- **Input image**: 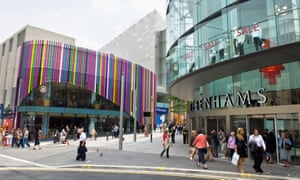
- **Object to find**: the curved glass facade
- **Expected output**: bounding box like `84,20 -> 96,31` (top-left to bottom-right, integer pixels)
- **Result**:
167,0 -> 300,84
192,61 -> 300,109
167,0 -> 300,165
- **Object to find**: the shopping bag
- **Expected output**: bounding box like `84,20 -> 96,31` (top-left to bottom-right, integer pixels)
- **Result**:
231,152 -> 240,166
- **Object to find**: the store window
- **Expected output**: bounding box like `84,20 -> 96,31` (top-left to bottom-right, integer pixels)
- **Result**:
199,14 -> 228,67
199,0 -> 226,21
2,43 -> 5,56
228,0 -> 277,57
9,38 -> 13,52
275,0 -> 300,44
17,30 -> 25,47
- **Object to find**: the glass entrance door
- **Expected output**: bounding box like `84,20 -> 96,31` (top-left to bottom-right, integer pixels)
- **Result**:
276,114 -> 300,165
206,116 -> 226,133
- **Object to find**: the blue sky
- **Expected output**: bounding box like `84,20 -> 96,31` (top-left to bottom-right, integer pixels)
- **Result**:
0,0 -> 166,49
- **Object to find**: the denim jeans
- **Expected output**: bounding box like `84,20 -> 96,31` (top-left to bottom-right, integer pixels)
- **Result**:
23,137 -> 30,148
198,148 -> 207,165
213,143 -> 219,157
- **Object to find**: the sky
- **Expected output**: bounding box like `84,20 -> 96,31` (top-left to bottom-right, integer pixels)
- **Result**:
0,0 -> 166,50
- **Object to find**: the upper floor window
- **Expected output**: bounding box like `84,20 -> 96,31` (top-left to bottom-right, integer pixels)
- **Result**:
1,43 -> 5,56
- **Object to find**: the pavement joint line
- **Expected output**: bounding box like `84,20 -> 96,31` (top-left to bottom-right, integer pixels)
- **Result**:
0,154 -> 52,169
55,164 -> 298,180
0,167 -> 249,180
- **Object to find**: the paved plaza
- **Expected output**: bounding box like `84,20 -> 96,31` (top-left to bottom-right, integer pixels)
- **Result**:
0,131 -> 299,180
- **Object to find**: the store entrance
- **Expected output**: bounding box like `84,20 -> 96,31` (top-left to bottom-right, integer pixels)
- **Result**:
207,116 -> 226,133
248,114 -> 300,165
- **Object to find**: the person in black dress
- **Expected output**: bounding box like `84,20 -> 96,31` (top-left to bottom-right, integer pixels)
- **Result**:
235,128 -> 248,173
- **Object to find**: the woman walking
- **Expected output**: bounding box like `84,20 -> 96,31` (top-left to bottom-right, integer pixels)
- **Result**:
266,131 -> 276,163
193,130 -> 208,169
235,128 -> 247,173
189,130 -> 197,161
33,129 -> 42,150
248,129 -> 266,174
160,129 -> 170,158
279,132 -> 293,167
22,127 -> 30,148
227,131 -> 236,160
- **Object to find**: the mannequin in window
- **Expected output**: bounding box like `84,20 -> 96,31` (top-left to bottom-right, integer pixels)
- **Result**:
233,28 -> 239,56
209,48 -> 216,64
236,30 -> 245,56
218,39 -> 226,60
252,24 -> 262,51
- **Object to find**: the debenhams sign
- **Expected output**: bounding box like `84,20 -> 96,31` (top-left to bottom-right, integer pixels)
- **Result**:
190,88 -> 267,111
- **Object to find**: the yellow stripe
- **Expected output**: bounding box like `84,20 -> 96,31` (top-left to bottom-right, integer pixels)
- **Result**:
39,40 -> 47,85
28,40 -> 36,93
72,47 -> 78,85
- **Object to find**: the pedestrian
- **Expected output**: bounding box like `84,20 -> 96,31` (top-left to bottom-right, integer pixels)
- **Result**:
211,129 -> 219,158
193,130 -> 208,169
189,130 -> 197,161
33,129 -> 42,150
266,131 -> 276,163
60,128 -> 66,144
227,131 -> 236,160
219,129 -> 227,159
52,129 -> 58,144
22,127 -> 30,148
92,128 -> 97,141
182,125 -> 188,144
248,129 -> 266,174
170,126 -> 176,144
17,128 -> 23,148
76,141 -> 87,161
160,129 -> 170,158
79,128 -> 87,143
234,127 -> 247,173
65,125 -> 70,145
279,132 -> 293,167
11,129 -> 18,148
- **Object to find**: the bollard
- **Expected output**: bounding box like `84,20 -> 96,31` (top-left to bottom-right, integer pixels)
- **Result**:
106,132 -> 109,141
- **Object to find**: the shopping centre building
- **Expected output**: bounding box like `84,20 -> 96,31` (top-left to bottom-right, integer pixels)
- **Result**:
0,25 -> 156,138
101,10 -> 169,128
166,0 -> 300,164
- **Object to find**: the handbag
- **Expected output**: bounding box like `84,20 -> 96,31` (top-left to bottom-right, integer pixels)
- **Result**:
231,152 -> 240,166
249,141 -> 257,152
285,142 -> 292,150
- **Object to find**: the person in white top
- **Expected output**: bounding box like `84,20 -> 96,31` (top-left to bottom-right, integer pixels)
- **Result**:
218,39 -> 226,60
79,128 -> 87,143
248,129 -> 266,174
209,48 -> 216,64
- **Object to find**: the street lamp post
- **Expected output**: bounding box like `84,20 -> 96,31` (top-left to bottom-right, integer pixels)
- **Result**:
119,72 -> 125,151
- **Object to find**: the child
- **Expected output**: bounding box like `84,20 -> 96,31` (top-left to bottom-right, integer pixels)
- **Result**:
76,141 -> 87,161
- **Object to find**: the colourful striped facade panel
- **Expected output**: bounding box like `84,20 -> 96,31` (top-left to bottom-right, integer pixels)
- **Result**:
17,40 -> 156,125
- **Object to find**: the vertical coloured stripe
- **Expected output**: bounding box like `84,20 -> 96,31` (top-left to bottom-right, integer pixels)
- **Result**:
18,40 -> 156,125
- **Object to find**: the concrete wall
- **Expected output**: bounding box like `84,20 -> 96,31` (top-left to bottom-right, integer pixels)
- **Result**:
0,25 -> 75,107
100,10 -> 166,89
